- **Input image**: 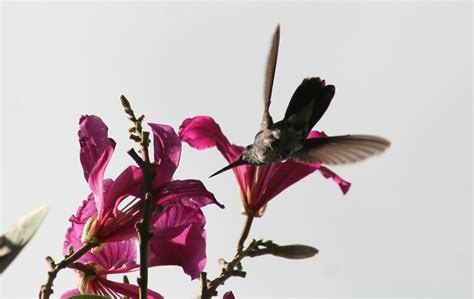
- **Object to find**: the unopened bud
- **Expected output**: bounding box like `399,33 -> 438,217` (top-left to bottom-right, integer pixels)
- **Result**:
218,258 -> 227,266
120,95 -> 131,109
270,244 -> 318,259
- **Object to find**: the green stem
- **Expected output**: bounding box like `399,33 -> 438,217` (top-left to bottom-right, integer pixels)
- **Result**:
135,131 -> 155,299
237,215 -> 254,253
39,242 -> 95,299
121,96 -> 155,299
138,190 -> 154,298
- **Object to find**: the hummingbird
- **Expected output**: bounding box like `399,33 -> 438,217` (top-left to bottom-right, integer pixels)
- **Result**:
210,25 -> 390,178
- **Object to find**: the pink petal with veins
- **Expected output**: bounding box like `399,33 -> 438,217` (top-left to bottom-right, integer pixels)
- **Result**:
149,123 -> 182,186
179,116 -> 241,163
149,205 -> 207,279
79,115 -> 115,181
155,179 -> 224,209
95,276 -> 163,299
87,144 -> 115,220
60,288 -> 80,298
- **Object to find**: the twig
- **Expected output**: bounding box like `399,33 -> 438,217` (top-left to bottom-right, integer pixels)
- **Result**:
39,243 -> 95,299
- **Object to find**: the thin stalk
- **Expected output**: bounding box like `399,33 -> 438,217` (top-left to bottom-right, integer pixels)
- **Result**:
237,215 -> 254,253
129,131 -> 155,299
138,190 -> 154,299
39,243 -> 95,299
121,95 -> 155,299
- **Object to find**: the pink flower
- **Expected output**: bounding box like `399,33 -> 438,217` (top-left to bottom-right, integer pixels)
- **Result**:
74,115 -> 222,280
62,197 -> 162,298
179,116 -> 350,216
78,115 -> 141,243
148,204 -> 207,279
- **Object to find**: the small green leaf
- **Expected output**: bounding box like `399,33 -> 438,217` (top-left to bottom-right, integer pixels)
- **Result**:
69,295 -> 110,299
271,244 -> 319,259
0,206 -> 48,273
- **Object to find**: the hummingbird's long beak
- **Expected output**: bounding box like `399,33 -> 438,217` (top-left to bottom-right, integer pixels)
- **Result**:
209,157 -> 247,178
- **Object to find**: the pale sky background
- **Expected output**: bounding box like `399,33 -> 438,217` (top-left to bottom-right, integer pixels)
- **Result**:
1,1 -> 472,298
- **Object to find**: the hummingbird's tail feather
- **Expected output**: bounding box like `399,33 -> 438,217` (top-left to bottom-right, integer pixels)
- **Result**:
209,157 -> 247,178
284,77 -> 335,137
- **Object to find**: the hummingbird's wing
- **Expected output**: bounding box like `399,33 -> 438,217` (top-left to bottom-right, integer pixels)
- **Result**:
261,25 -> 280,130
284,77 -> 335,137
291,135 -> 390,165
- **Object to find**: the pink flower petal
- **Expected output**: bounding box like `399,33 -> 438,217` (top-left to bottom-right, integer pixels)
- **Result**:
155,179 -> 224,209
96,276 -> 163,299
149,205 -> 207,279
60,288 -> 80,298
79,115 -> 115,181
87,144 -> 115,220
223,291 -> 235,299
250,160 -> 321,212
318,165 -> 351,194
108,165 -> 143,214
63,194 -> 100,264
64,195 -> 139,271
149,123 -> 182,186
95,241 -> 139,274
67,194 -> 98,228
179,116 -> 241,163
179,116 -> 251,203
307,130 -> 328,139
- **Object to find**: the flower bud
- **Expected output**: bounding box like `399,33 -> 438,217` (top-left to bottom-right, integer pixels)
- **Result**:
270,244 -> 318,259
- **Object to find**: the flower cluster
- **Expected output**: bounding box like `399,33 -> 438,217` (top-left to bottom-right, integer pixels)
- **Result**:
55,112 -> 355,298
61,115 -> 222,297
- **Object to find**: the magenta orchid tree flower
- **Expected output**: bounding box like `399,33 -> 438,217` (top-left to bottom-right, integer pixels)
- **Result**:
67,115 -> 223,294
62,191 -> 211,297
179,116 -> 350,216
62,197 -> 163,298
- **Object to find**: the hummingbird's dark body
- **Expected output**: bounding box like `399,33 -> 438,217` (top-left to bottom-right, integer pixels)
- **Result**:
210,25 -> 390,178
244,77 -> 333,165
